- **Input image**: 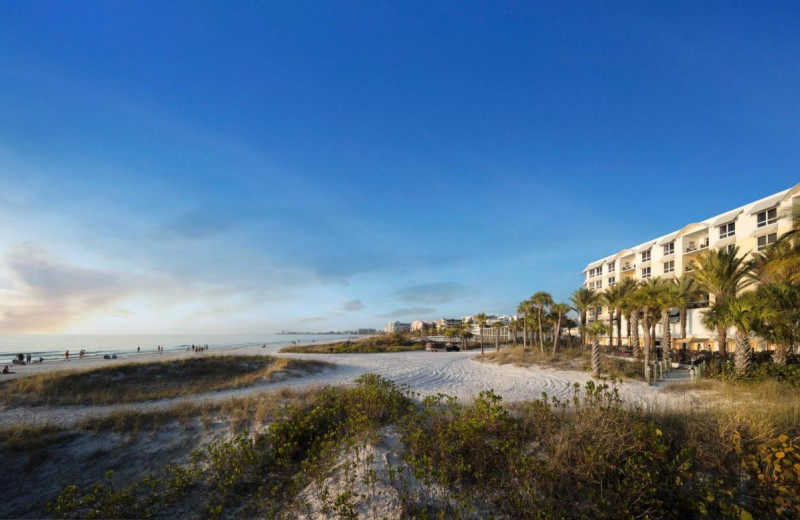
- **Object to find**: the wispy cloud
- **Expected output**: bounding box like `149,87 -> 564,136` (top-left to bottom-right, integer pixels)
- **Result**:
0,244 -> 138,332
378,307 -> 436,319
342,299 -> 363,312
393,282 -> 471,304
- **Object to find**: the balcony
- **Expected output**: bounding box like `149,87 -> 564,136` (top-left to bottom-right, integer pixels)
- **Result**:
688,299 -> 710,309
620,264 -> 634,272
685,241 -> 709,254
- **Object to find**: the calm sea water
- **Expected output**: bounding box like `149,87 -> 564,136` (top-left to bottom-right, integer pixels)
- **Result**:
0,333 -> 353,362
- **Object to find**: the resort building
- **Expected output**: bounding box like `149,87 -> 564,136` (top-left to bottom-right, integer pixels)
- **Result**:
385,321 -> 411,333
582,183 -> 800,352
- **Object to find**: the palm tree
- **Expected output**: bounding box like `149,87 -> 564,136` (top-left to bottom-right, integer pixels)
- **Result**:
550,303 -> 571,356
517,300 -> 532,349
615,278 -> 638,350
509,318 -> 520,347
600,285 -> 622,351
712,292 -> 773,375
570,287 -> 597,347
530,292 -> 553,354
564,317 -> 578,346
672,275 -> 695,340
629,278 -> 662,380
492,320 -> 503,351
690,246 -> 751,354
474,313 -> 487,353
586,321 -> 610,377
656,279 -> 680,371
756,282 -> 800,365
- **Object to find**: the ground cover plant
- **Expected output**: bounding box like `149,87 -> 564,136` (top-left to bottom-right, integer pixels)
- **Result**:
27,374 -> 800,519
279,332 -> 425,354
0,356 -> 331,406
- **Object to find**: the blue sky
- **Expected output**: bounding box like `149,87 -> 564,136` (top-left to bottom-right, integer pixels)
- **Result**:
0,1 -> 798,333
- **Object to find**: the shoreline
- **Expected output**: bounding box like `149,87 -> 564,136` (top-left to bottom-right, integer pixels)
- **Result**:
0,337 -> 352,381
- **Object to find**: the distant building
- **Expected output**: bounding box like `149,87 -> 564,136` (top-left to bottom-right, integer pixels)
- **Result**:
385,321 -> 411,333
435,318 -> 462,331
357,328 -> 377,335
410,320 -> 434,332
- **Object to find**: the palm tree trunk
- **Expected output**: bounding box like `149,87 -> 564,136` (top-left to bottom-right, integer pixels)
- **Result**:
537,310 -> 545,355
734,330 -> 752,375
662,309 -> 671,372
642,313 -> 651,375
608,310 -> 614,353
631,312 -> 641,358
592,338 -> 601,377
495,328 -> 500,352
552,316 -> 562,357
718,327 -> 728,357
774,343 -> 789,365
580,312 -> 587,347
522,322 -> 527,349
680,307 -> 687,339
615,309 -> 623,350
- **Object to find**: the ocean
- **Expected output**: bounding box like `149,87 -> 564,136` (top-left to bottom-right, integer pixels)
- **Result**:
0,333 -> 353,362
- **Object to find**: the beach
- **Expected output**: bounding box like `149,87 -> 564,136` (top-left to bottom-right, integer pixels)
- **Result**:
0,344 -> 697,429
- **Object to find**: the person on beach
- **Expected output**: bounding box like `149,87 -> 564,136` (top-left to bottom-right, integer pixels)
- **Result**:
65,350 -> 70,361
26,353 -> 31,364
2,365 -> 9,374
137,346 -> 140,353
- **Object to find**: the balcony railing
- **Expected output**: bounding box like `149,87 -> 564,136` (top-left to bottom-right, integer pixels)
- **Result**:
685,242 -> 709,253
621,265 -> 634,272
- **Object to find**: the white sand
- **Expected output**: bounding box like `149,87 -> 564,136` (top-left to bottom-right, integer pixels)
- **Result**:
0,346 -> 700,429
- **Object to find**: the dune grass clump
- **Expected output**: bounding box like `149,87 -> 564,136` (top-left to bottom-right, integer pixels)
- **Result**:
478,345 -> 589,369
0,356 -> 331,406
280,333 -> 425,354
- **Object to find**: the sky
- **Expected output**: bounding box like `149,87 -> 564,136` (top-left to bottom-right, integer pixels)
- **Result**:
0,1 -> 798,334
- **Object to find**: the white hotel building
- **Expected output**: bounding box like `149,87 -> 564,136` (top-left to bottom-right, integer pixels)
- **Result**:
582,182 -> 800,352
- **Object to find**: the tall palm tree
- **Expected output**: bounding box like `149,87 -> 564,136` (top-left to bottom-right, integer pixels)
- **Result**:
586,321 -> 610,377
509,318 -> 520,347
474,313 -> 488,354
655,278 -> 680,371
530,292 -> 553,355
600,284 -> 622,351
550,302 -> 571,356
690,246 -> 751,354
629,278 -> 662,380
517,300 -> 532,349
564,317 -> 578,346
713,292 -> 774,375
492,320 -> 503,351
615,278 -> 638,350
756,282 -> 800,365
570,287 -> 597,348
672,275 -> 695,340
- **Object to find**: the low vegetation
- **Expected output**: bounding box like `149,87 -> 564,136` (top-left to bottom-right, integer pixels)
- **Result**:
279,332 -> 425,354
477,345 -> 588,370
9,374 -> 794,519
0,356 -> 331,406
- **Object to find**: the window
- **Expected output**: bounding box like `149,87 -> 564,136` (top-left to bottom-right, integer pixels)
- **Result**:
641,249 -> 651,262
757,208 -> 778,227
663,242 -> 675,256
641,266 -> 651,278
607,262 -> 615,272
719,222 -> 735,239
724,244 -> 736,254
608,277 -> 616,286
757,233 -> 777,251
664,260 -> 675,274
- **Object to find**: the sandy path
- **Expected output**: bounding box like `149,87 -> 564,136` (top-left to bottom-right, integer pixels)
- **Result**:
0,350 -> 699,429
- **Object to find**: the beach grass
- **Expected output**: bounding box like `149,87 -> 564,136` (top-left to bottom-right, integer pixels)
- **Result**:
0,355 -> 331,406
477,344 -> 589,370
279,334 -> 425,354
